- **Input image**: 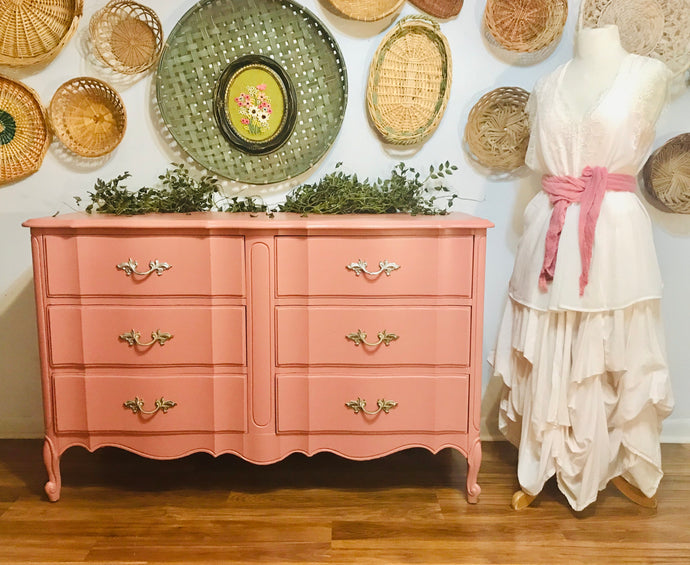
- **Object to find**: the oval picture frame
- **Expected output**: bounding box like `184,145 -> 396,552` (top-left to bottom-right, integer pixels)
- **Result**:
213,55 -> 297,155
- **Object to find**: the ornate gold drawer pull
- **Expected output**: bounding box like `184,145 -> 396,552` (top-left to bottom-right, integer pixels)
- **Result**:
124,396 -> 177,415
116,258 -> 171,277
119,329 -> 174,347
346,329 -> 399,347
346,259 -> 400,277
345,397 -> 398,415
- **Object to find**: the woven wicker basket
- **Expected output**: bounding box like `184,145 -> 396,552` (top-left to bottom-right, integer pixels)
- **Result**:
642,133 -> 690,213
484,0 -> 568,63
464,86 -> 531,173
156,0 -> 347,185
409,0 -> 463,19
367,16 -> 452,145
327,0 -> 404,21
579,0 -> 690,77
0,76 -> 51,185
89,0 -> 164,75
0,0 -> 83,67
49,77 -> 127,158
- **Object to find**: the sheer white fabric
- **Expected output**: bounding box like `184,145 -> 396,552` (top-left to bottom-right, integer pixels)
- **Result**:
493,54 -> 675,511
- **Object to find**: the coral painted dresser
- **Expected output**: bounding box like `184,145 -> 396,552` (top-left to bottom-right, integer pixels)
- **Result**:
24,212 -> 492,502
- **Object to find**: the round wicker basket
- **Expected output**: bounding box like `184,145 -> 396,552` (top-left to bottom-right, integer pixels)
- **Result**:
642,133 -> 690,213
49,77 -> 127,158
0,0 -> 83,67
89,0 -> 164,74
367,16 -> 452,145
327,0 -> 404,21
409,0 -> 463,19
0,76 -> 51,185
484,0 -> 568,63
464,86 -> 531,173
578,0 -> 690,77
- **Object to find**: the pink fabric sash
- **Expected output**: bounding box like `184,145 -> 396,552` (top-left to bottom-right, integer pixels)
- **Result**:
539,166 -> 636,296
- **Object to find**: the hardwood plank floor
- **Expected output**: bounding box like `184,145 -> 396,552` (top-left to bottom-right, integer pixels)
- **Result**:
0,440 -> 688,564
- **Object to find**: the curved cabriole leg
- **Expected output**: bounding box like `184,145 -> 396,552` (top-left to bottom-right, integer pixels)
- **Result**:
43,437 -> 61,502
611,476 -> 658,509
466,439 -> 482,503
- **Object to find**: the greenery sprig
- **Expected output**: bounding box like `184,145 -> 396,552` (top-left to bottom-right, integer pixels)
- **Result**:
76,161 -> 458,216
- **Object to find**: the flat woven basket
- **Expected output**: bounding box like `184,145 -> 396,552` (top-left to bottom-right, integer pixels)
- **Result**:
642,133 -> 690,213
409,0 -> 464,19
484,0 -> 568,63
464,86 -> 531,173
366,16 -> 452,145
49,77 -> 127,158
326,0 -> 405,21
578,0 -> 690,77
89,0 -> 164,74
0,0 -> 83,67
156,0 -> 348,185
0,76 -> 51,185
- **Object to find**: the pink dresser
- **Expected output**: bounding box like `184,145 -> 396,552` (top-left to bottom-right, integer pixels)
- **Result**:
24,212 -> 492,502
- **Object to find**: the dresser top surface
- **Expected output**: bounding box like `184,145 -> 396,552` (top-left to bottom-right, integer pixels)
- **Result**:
24,212 -> 493,232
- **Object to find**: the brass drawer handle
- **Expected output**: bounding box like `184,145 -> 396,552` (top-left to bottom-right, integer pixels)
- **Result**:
346,397 -> 398,415
116,258 -> 172,277
119,329 -> 173,347
124,396 -> 177,415
346,329 -> 399,347
346,259 -> 400,277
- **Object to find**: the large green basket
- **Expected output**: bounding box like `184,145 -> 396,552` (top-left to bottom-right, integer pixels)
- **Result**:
155,0 -> 348,185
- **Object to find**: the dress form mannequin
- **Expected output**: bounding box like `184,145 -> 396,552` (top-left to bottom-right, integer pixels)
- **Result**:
560,25 -> 666,126
493,23 -> 674,512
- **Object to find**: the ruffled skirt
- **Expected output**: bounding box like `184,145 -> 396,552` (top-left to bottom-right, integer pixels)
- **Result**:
493,298 -> 674,511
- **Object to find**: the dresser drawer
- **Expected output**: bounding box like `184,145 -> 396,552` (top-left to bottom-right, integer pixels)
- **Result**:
276,306 -> 471,366
48,305 -> 246,366
44,235 -> 245,297
275,236 -> 474,297
54,374 -> 246,433
277,374 -> 469,433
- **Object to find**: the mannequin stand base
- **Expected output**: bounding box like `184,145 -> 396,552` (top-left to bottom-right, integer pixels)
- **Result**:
511,489 -> 536,510
510,477 -> 658,511
611,476 -> 658,509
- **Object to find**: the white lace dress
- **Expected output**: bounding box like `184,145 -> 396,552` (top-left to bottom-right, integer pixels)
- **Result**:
493,53 -> 675,511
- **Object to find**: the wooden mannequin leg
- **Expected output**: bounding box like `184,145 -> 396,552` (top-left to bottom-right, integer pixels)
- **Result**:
611,476 -> 658,509
511,489 -> 537,510
43,437 -> 61,502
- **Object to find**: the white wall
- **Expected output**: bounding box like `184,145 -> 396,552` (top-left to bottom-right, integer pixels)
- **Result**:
1,0 -> 688,440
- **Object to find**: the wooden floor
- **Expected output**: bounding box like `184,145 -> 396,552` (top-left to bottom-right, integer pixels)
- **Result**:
0,440 -> 688,564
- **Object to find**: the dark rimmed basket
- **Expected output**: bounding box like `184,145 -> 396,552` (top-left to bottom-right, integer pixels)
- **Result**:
156,0 -> 348,185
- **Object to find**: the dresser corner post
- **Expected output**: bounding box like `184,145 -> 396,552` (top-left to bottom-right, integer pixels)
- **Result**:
466,438 -> 482,504
42,436 -> 61,502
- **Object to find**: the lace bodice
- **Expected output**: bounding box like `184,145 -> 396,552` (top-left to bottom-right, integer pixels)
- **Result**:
509,53 -> 670,312
525,54 -> 669,177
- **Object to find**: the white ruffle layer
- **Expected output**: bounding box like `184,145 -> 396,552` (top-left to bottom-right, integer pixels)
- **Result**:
493,298 -> 674,511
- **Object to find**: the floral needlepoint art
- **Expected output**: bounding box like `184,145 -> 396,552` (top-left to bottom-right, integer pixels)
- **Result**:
214,55 -> 297,155
235,84 -> 273,135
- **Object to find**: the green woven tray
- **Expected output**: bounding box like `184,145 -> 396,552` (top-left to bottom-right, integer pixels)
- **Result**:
156,0 -> 348,185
